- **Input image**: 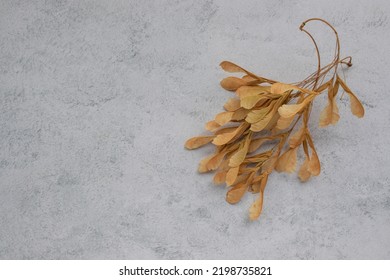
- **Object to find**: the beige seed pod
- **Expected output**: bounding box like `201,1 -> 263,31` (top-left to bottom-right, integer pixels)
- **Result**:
185,18 -> 364,220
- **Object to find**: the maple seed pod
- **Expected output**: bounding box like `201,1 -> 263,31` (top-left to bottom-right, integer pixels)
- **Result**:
184,18 -> 364,221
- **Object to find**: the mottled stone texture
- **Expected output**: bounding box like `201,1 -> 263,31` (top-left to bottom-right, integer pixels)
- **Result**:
1,0 -> 389,259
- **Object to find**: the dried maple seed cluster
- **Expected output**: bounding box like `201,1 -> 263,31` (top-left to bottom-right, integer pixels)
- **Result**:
185,18 -> 364,220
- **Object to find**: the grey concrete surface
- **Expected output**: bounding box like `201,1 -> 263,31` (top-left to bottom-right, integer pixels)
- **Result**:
1,0 -> 390,259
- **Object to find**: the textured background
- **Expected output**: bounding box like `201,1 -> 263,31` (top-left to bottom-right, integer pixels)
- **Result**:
1,0 -> 390,259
